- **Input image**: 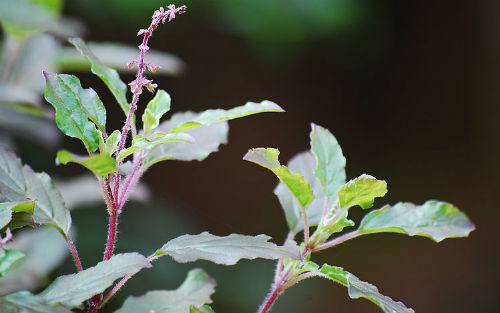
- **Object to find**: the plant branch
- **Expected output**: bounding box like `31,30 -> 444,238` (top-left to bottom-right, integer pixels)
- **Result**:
258,269 -> 290,313
64,235 -> 83,272
312,230 -> 362,252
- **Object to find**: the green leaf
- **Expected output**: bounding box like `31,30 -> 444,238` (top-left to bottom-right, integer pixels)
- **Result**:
0,291 -> 73,313
144,111 -> 229,166
274,151 -> 327,233
0,147 -> 71,235
244,148 -> 314,209
0,0 -> 81,38
55,41 -> 184,76
40,252 -> 150,307
169,100 -> 284,133
0,227 -> 68,294
118,133 -> 194,162
115,268 -> 215,313
358,200 -> 475,242
43,72 -> 103,152
56,150 -> 116,177
338,174 -> 387,209
142,90 -> 171,135
318,264 -> 414,313
0,202 -> 35,229
190,305 -> 216,313
103,130 -> 121,156
310,123 -> 346,199
69,38 -> 130,116
0,249 -> 24,278
157,232 -> 300,265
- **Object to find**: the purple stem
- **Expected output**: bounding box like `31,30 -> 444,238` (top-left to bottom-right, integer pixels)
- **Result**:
312,230 -> 362,252
64,235 -> 83,272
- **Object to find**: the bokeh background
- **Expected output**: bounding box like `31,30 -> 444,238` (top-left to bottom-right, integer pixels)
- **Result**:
3,1 -> 500,312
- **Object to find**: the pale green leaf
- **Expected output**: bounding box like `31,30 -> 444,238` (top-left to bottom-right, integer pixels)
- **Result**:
244,148 -> 314,209
56,150 -> 116,177
0,0 -> 81,38
115,268 -> 215,313
158,232 -> 300,265
310,123 -> 346,198
358,200 -> 475,242
142,90 -> 171,135
56,42 -> 184,76
190,305 -> 216,313
144,111 -> 229,166
118,133 -> 194,162
0,147 -> 71,235
318,264 -> 414,313
41,252 -> 150,307
169,100 -> 284,133
0,249 -> 24,278
0,291 -> 73,313
103,130 -> 121,156
0,227 -> 68,294
274,151 -> 327,233
43,72 -> 102,151
69,38 -> 130,115
338,174 -> 387,209
0,201 -> 35,229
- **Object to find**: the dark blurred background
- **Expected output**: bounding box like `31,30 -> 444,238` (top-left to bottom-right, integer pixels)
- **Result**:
8,0 -> 500,312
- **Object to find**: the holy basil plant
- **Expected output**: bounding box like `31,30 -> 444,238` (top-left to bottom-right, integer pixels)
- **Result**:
243,123 -> 475,313
0,4 -> 300,313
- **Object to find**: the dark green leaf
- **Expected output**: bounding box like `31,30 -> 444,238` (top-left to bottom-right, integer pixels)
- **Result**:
0,291 -> 73,313
310,123 -> 346,199
69,38 -> 130,116
144,111 -> 229,166
115,268 -> 215,313
0,147 -> 71,235
0,249 -> 24,278
338,174 -> 387,209
40,252 -> 151,307
43,72 -> 103,151
244,148 -> 314,209
318,264 -> 414,313
169,100 -> 284,133
56,150 -> 116,177
358,200 -> 475,242
142,90 -> 171,135
56,42 -> 184,76
158,232 -> 300,265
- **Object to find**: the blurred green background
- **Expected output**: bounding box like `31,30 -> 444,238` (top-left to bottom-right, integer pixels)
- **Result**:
2,0 -> 500,312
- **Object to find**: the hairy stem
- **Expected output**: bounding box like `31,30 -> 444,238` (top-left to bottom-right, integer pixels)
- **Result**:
117,156 -> 144,209
103,211 -> 119,261
64,235 -> 83,272
312,230 -> 362,252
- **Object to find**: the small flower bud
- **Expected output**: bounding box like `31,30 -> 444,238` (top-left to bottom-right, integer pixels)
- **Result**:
137,29 -> 147,36
126,60 -> 137,70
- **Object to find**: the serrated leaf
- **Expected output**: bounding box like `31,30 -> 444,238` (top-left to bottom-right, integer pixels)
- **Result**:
169,100 -> 284,133
0,249 -> 24,278
142,89 -> 171,135
0,147 -> 71,235
318,264 -> 414,313
338,174 -> 387,209
118,133 -> 194,162
69,38 -> 130,116
115,268 -> 215,313
244,148 -> 314,209
0,0 -> 81,38
56,150 -> 116,177
0,291 -> 73,313
358,200 -> 475,242
40,252 -> 151,307
158,232 -> 300,265
145,111 -> 229,166
43,72 -> 103,151
103,130 -> 121,156
310,123 -> 346,199
274,151 -> 327,233
0,227 -> 68,294
56,42 -> 184,76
